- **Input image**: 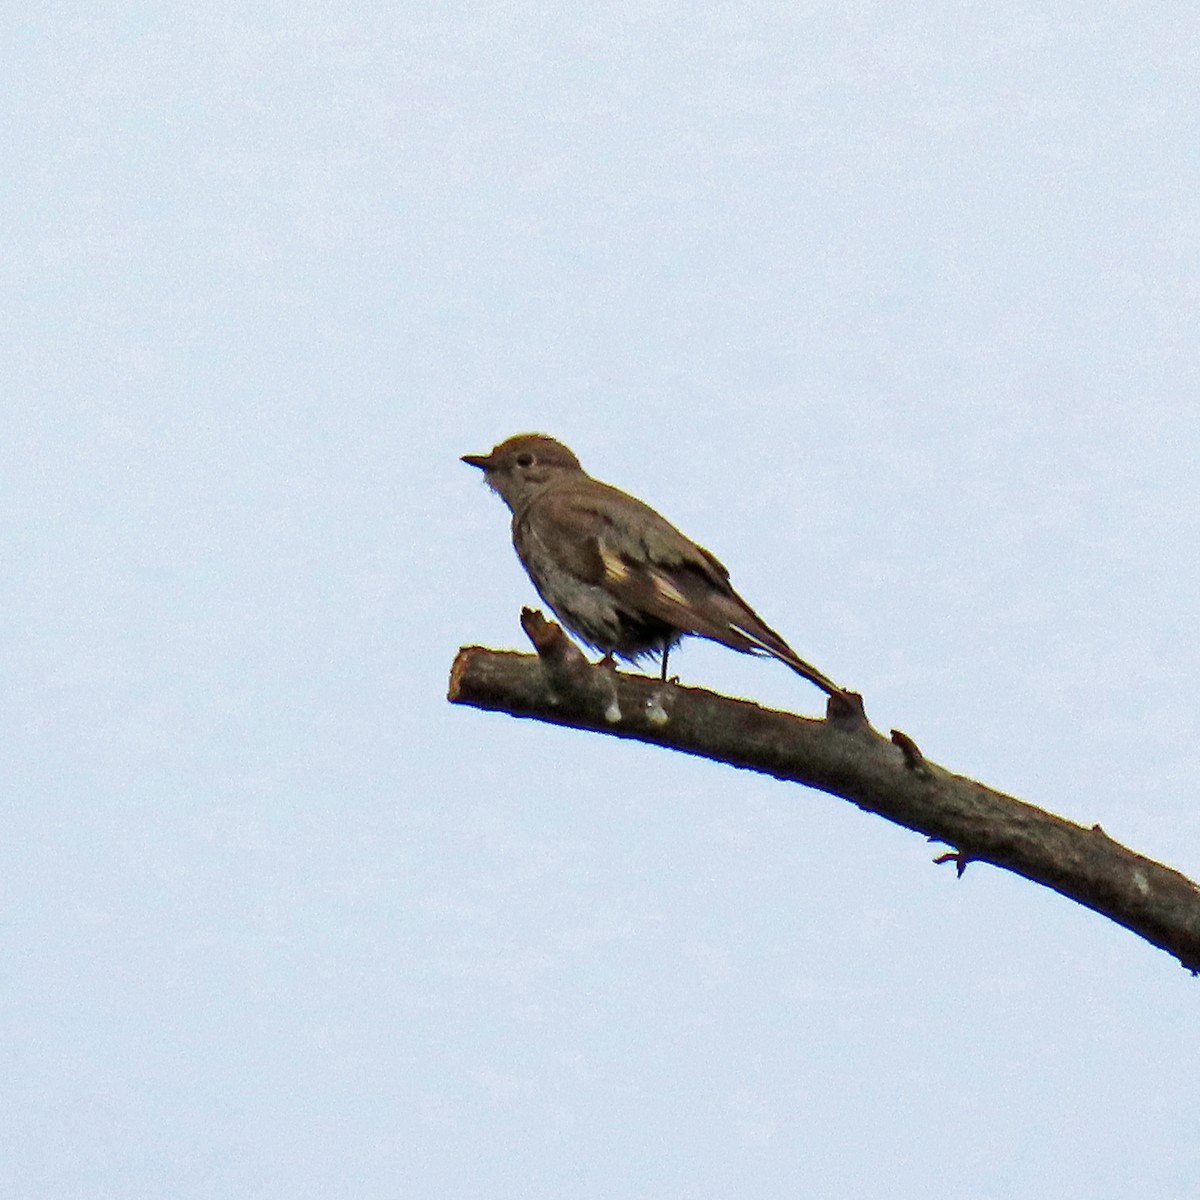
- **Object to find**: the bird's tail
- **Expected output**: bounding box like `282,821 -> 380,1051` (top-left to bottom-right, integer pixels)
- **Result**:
769,641 -> 845,696
725,606 -> 846,697
644,566 -> 849,696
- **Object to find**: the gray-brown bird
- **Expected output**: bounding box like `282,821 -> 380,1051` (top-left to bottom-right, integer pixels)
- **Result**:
462,433 -> 845,695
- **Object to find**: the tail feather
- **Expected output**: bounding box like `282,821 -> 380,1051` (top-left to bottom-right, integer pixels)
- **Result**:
628,561 -> 848,696
729,617 -> 845,697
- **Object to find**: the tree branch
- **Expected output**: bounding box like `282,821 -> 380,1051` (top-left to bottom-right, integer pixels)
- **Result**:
447,610 -> 1200,973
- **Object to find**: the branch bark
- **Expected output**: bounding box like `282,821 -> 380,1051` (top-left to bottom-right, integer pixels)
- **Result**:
447,611 -> 1200,973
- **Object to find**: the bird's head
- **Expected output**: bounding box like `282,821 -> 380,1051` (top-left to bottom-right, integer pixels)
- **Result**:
462,433 -> 584,510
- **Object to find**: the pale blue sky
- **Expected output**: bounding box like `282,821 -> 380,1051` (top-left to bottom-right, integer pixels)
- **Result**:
4,4 -> 1200,1197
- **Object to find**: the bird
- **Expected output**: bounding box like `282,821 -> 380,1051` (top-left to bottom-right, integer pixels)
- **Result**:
462,433 -> 846,696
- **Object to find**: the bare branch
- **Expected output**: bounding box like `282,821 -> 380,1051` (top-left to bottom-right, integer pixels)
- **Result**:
448,612 -> 1200,972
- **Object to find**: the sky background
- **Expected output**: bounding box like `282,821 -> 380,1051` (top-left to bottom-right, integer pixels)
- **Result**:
5,4 -> 1200,1197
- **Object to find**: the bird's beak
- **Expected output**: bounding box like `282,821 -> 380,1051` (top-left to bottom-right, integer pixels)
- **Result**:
461,452 -> 493,471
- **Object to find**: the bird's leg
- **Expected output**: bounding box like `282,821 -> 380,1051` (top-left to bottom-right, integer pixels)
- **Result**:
659,644 -> 670,681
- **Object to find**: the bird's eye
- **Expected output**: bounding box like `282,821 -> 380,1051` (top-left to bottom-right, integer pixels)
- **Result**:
516,453 -> 534,468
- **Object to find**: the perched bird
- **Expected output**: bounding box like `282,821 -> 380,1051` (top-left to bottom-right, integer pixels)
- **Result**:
462,433 -> 846,696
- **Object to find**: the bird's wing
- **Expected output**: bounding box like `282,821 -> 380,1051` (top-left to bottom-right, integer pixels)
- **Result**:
520,484 -> 762,650
519,483 -> 845,695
